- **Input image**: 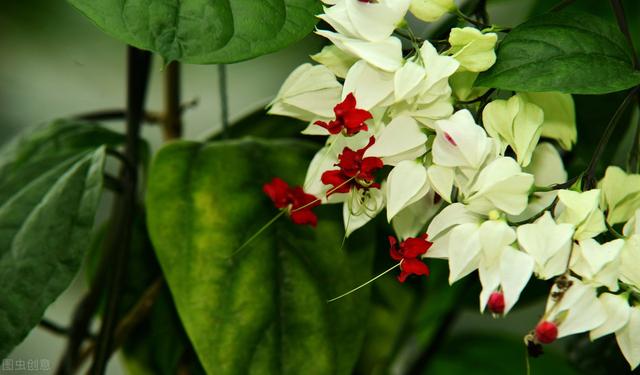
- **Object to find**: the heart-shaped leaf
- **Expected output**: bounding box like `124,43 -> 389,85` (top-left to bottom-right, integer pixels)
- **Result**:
477,11 -> 640,94
67,0 -> 321,64
146,138 -> 374,374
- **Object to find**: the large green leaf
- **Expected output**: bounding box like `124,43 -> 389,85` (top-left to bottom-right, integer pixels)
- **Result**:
0,148 -> 107,358
66,0 -> 321,64
0,119 -> 126,203
146,138 -> 375,374
476,11 -> 640,94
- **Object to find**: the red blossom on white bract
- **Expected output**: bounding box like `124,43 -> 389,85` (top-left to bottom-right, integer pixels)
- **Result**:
314,93 -> 372,135
267,0 -> 640,369
263,178 -> 320,227
389,234 -> 432,282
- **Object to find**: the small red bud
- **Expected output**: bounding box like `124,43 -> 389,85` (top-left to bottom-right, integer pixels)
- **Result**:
487,291 -> 505,314
535,321 -> 558,344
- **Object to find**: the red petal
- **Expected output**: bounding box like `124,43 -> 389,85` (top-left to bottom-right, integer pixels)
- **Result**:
344,108 -> 372,130
290,209 -> 318,227
314,120 -> 343,134
263,177 -> 291,208
321,170 -> 352,195
400,258 -> 430,279
335,93 -> 357,117
389,236 -> 402,261
401,237 -> 432,258
359,157 -> 383,181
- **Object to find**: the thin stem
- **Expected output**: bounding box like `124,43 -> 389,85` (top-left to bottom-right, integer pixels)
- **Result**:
550,0 -> 577,12
228,210 -> 286,258
76,278 -> 164,369
292,176 -> 356,213
71,99 -> 198,124
583,86 -> 639,190
610,0 -> 638,69
327,263 -> 400,303
90,46 -> 151,375
629,98 -> 640,173
163,61 -> 182,140
39,319 -> 70,337
218,65 -> 230,138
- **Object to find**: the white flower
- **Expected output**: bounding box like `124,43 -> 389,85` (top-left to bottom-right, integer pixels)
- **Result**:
311,45 -> 358,78
589,293 -> 640,370
364,116 -> 428,165
342,60 -> 395,110
510,142 -> 567,222
464,157 -> 534,216
385,159 -> 429,221
518,92 -> 577,151
409,0 -> 455,22
615,305 -> 640,370
432,109 -> 493,170
392,189 -> 442,240
316,31 -> 404,72
320,0 -> 411,42
517,212 -> 574,280
555,189 -> 607,240
268,63 -> 342,121
343,186 -> 386,237
599,166 -> 640,225
482,95 -> 544,167
477,220 -> 533,314
447,27 -> 498,72
621,210 -> 640,288
570,238 -> 624,291
543,277 -> 606,338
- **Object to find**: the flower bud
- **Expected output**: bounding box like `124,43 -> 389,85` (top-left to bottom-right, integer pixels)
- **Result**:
487,291 -> 505,314
535,321 -> 558,344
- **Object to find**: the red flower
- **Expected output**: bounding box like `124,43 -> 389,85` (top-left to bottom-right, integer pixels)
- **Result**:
263,178 -> 320,227
388,234 -> 432,282
535,321 -> 558,344
487,291 -> 505,314
314,93 -> 373,136
321,136 -> 384,195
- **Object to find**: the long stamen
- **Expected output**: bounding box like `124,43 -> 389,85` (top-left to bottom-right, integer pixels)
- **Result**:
228,210 -> 286,258
327,262 -> 401,303
291,176 -> 356,213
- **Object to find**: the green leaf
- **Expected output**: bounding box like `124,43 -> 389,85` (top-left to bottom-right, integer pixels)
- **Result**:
0,148 -> 107,358
146,138 -> 374,375
0,119 -> 126,203
66,0 -> 321,64
423,333 -> 578,375
208,110 -> 308,141
477,10 -> 640,94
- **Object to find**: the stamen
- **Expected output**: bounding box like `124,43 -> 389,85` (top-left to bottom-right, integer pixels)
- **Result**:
327,262 -> 401,303
228,210 -> 286,258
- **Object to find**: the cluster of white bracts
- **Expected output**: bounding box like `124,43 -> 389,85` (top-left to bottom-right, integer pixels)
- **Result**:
268,0 -> 640,369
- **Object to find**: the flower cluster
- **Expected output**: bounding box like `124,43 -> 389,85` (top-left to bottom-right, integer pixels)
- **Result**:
266,0 -> 640,369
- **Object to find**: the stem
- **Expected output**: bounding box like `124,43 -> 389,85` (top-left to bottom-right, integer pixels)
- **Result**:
76,278 -> 164,368
582,86 -> 639,190
89,46 -> 151,375
610,0 -> 638,69
629,98 -> 640,173
228,210 -> 286,258
218,65 -> 230,138
550,0 -> 577,12
327,263 -> 400,303
39,319 -> 70,337
163,61 -> 182,140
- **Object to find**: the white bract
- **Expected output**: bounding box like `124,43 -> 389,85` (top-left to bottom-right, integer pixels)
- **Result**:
267,1 -> 640,369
